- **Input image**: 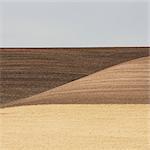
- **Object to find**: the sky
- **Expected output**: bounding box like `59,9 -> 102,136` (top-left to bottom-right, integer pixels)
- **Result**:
0,0 -> 149,47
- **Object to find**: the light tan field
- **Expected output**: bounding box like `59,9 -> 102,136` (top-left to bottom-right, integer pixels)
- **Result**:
0,104 -> 150,150
2,56 -> 150,108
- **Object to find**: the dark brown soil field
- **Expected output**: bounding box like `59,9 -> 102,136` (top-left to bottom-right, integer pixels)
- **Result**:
0,47 -> 149,105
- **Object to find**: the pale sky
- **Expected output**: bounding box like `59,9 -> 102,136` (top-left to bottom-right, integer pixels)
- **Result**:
0,0 -> 149,47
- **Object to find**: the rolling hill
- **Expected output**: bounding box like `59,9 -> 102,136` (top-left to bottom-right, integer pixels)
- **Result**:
0,47 -> 149,104
2,56 -> 149,108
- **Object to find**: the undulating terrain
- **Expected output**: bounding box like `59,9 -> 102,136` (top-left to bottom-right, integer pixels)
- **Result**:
0,47 -> 149,104
2,56 -> 150,108
0,47 -> 150,150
